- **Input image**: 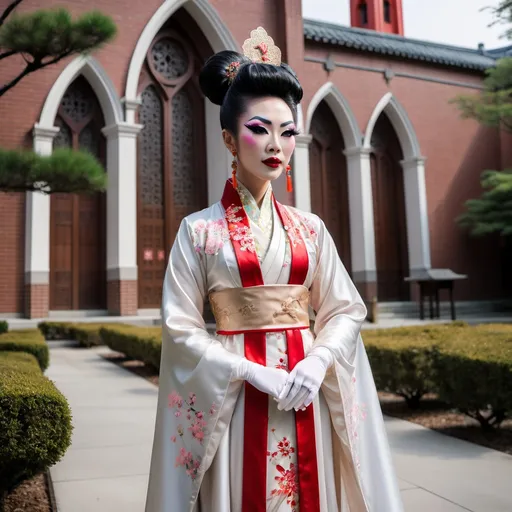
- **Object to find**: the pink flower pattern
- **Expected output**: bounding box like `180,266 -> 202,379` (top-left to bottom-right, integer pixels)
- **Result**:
346,376 -> 368,469
225,204 -> 243,223
168,390 -> 217,481
267,430 -> 299,511
191,219 -> 230,255
230,225 -> 256,253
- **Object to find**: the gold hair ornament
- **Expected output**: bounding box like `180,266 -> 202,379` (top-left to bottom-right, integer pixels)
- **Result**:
225,27 -> 282,82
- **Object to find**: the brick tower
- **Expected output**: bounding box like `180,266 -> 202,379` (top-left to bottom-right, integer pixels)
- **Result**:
350,0 -> 404,35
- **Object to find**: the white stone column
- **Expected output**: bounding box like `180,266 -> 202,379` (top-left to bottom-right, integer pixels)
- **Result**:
344,147 -> 377,297
293,134 -> 312,212
401,157 -> 431,271
25,124 -> 59,316
102,123 -> 143,285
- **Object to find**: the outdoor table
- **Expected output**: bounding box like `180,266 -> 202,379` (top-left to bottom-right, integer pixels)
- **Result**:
405,269 -> 467,321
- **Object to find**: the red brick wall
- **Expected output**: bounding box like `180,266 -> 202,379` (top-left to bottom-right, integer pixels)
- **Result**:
0,193 -> 25,314
0,0 -> 506,309
299,45 -> 504,300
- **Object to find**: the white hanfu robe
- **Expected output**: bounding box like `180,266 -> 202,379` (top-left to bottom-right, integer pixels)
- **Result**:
145,183 -> 403,512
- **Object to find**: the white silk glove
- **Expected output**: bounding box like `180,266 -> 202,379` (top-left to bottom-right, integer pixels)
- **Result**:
233,358 -> 289,399
277,347 -> 333,412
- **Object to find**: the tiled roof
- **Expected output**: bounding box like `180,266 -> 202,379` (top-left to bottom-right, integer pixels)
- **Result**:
488,45 -> 512,58
303,19 -> 505,71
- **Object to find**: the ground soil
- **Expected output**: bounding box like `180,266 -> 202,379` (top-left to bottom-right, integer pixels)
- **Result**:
4,474 -> 52,512
101,352 -> 512,456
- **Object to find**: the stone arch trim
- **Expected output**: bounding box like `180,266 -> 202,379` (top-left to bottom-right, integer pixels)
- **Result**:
124,0 -> 238,104
363,92 -> 421,160
305,82 -> 362,150
38,55 -> 122,128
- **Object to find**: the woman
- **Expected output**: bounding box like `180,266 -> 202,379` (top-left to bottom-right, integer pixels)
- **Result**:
146,27 -> 403,512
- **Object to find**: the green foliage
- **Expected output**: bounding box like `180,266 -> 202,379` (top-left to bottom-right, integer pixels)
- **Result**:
0,147 -> 107,194
457,169 -> 512,236
0,5 -> 116,97
364,323 -> 512,429
0,351 -> 72,497
0,321 -> 7,335
490,0 -> 512,40
38,321 -> 124,347
0,329 -> 49,371
100,326 -> 163,371
453,58 -> 512,132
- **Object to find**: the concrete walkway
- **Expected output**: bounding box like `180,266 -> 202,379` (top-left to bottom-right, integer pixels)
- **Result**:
46,342 -> 512,512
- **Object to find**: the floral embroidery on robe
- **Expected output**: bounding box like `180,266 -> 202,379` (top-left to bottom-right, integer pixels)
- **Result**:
190,219 -> 230,255
267,429 -> 299,511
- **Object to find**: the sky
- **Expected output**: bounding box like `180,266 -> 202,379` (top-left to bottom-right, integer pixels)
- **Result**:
301,0 -> 510,50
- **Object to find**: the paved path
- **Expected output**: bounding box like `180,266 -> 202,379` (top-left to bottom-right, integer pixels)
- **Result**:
46,342 -> 512,512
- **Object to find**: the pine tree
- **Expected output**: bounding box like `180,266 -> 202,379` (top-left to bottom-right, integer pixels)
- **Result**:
0,1 -> 117,193
453,0 -> 512,238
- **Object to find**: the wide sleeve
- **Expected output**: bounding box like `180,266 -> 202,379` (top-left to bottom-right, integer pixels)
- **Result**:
162,218 -> 243,383
146,218 -> 244,511
308,218 -> 367,367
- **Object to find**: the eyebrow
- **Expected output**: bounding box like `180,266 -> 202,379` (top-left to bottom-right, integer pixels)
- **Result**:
247,116 -> 294,128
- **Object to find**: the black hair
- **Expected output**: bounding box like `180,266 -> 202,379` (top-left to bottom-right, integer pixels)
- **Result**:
199,50 -> 303,135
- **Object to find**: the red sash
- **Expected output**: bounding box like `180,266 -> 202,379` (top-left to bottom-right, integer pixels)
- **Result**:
221,180 -> 320,512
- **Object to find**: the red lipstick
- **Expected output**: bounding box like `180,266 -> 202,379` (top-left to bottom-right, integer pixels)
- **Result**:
262,157 -> 282,169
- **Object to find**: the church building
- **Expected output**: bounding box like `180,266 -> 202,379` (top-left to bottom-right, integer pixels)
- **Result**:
0,0 -> 510,319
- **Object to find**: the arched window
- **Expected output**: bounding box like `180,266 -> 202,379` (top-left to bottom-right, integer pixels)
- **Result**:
358,1 -> 368,25
50,76 -> 106,310
137,22 -> 208,309
384,0 -> 392,23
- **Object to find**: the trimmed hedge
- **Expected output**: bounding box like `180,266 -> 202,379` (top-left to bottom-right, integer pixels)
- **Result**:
0,321 -> 8,335
100,325 -> 162,370
0,329 -> 49,371
38,321 -> 121,347
364,322 -> 512,428
0,351 -> 72,498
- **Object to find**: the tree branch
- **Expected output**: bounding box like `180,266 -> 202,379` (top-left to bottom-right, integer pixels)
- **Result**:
0,49 -> 17,61
0,62 -> 34,97
0,51 -> 72,98
0,0 -> 24,27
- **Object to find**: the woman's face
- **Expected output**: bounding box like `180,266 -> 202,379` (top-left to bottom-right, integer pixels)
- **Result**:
225,96 -> 298,186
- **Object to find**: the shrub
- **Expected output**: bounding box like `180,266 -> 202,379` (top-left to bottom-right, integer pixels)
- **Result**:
37,321 -> 73,340
432,324 -> 512,429
0,321 -> 8,335
0,330 -> 49,371
0,352 -> 72,501
38,321 -> 122,347
364,326 -> 442,408
100,325 -> 162,370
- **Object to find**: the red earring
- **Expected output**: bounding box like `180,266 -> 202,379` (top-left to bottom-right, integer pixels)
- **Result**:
231,151 -> 238,188
286,164 -> 293,193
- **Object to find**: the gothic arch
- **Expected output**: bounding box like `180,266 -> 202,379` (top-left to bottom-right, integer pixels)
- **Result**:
38,56 -> 122,129
363,92 -> 421,160
124,0 -> 238,103
364,93 -> 431,276
305,82 -> 362,150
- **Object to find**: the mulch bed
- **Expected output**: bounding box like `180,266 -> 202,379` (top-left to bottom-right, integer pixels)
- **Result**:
4,474 -> 52,512
379,392 -> 512,455
101,352 -> 512,455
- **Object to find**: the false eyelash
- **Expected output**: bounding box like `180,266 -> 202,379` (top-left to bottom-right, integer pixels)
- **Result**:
283,129 -> 301,137
245,124 -> 268,134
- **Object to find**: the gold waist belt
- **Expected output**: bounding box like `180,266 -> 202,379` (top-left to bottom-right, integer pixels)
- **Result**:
209,284 -> 310,333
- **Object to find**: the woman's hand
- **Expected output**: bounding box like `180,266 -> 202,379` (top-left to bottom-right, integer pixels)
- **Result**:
234,359 -> 289,399
277,348 -> 333,411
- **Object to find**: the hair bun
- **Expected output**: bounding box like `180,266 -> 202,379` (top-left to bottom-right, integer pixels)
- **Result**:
199,50 -> 249,106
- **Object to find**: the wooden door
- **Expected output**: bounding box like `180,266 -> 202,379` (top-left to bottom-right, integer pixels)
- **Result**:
309,100 -> 352,272
370,115 -> 409,301
50,78 -> 106,310
137,28 -> 208,309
